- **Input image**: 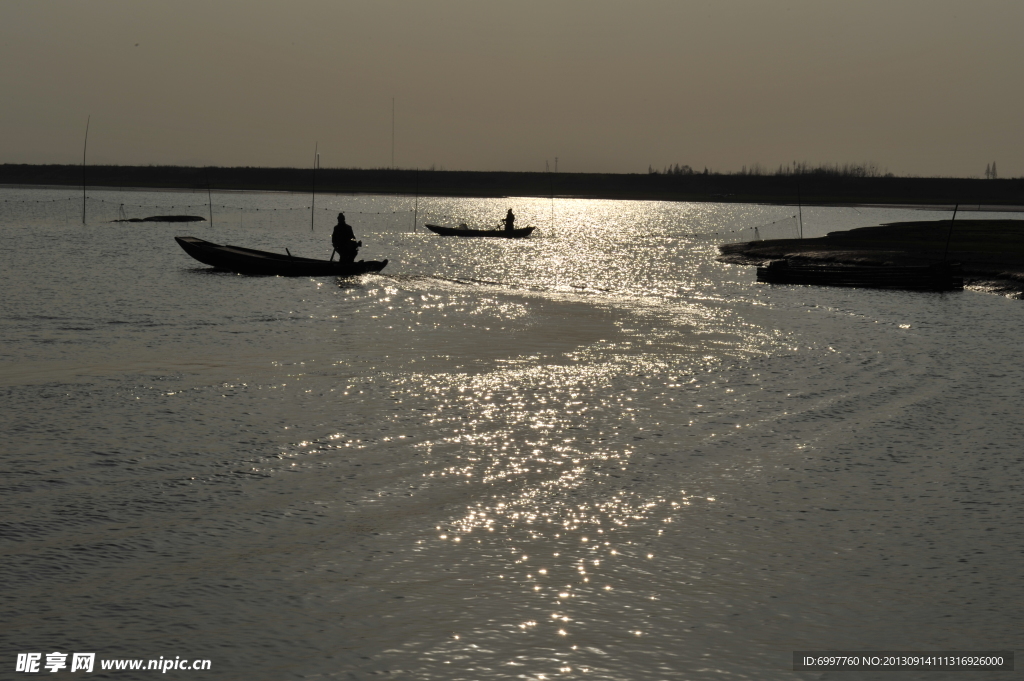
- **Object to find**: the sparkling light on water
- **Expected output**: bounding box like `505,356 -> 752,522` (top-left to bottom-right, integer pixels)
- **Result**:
2,187 -> 1023,680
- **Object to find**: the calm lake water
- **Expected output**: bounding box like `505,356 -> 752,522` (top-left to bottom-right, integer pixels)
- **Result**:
2,186 -> 1021,680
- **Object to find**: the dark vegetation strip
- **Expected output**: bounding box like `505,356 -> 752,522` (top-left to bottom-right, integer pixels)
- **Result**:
2,164 -> 1023,206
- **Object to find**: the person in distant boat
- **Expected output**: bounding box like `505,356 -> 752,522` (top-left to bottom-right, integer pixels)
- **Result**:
332,212 -> 361,262
504,208 -> 515,232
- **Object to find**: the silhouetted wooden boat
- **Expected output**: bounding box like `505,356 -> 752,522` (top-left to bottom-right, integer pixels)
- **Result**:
757,260 -> 963,291
425,224 -> 535,238
175,236 -> 387,276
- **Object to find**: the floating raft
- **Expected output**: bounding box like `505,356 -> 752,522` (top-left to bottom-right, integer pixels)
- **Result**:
757,260 -> 963,291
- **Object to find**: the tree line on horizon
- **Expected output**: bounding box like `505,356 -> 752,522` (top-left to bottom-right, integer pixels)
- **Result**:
650,161 -> 892,178
650,161 -> 1010,179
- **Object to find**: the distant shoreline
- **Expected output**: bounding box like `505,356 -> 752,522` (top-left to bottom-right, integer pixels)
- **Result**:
2,164 -> 1023,207
718,219 -> 1024,298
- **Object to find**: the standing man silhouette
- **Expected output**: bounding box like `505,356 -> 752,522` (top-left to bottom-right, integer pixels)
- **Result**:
504,208 -> 515,233
331,212 -> 361,262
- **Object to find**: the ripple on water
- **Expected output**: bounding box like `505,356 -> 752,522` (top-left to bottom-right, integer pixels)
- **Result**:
2,188 -> 1022,680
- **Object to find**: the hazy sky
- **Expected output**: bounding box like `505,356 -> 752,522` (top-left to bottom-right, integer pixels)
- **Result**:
2,0 -> 1021,177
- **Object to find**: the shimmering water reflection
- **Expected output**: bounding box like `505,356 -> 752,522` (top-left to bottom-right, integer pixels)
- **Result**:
2,187 -> 1022,680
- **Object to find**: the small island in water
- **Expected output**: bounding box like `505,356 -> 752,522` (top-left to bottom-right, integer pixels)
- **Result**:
719,219 -> 1024,298
112,215 -> 206,223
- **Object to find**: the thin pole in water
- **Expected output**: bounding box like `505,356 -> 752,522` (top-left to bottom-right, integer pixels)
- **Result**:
551,158 -> 556,230
796,177 -> 803,239
412,169 -> 419,233
206,169 -> 214,227
311,143 -> 318,232
942,203 -> 959,262
391,99 -> 395,169
82,115 -> 90,224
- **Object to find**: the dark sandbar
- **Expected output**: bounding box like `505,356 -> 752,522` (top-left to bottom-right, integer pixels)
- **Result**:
718,219 -> 1024,298
111,215 -> 206,223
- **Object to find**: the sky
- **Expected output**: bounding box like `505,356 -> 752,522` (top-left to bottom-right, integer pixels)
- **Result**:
1,0 -> 1021,177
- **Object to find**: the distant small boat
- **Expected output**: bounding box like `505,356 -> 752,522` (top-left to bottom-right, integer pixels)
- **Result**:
425,224 -> 535,238
175,236 -> 387,277
757,260 -> 963,291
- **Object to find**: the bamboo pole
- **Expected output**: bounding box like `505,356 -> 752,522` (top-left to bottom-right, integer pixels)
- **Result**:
796,177 -> 803,239
311,143 -> 318,231
206,169 -> 214,227
82,115 -> 90,224
412,169 -> 419,232
942,203 -> 959,262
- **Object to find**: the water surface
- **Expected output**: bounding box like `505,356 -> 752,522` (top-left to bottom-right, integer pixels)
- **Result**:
2,187 -> 1021,679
